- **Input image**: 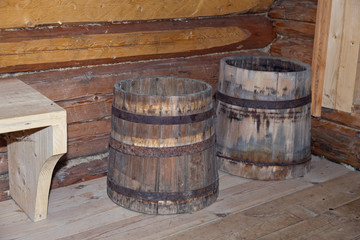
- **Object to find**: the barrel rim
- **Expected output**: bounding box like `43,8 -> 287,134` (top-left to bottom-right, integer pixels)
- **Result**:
114,76 -> 212,97
221,55 -> 311,74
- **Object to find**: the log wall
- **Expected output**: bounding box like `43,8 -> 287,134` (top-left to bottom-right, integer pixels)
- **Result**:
0,0 -> 359,202
0,0 -> 275,201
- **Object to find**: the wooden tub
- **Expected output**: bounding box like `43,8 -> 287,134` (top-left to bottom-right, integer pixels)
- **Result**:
108,76 -> 218,214
215,56 -> 312,180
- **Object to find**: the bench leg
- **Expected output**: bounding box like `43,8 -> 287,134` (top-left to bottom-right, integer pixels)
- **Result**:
7,126 -> 64,222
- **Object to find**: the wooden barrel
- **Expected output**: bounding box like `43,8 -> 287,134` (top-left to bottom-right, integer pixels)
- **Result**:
215,56 -> 312,180
107,76 -> 218,214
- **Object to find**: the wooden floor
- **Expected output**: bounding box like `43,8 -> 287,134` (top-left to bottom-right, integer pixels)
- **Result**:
1,155 -> 359,240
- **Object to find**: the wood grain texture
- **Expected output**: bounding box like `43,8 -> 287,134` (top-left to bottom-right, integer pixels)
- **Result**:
354,47 -> 360,105
0,80 -> 66,146
311,117 -> 360,169
268,0 -> 317,23
0,0 -> 274,29
108,77 -> 218,214
0,79 -> 67,221
321,106 -> 360,130
67,117 -> 110,142
167,172 -> 360,240
6,50 -> 267,110
0,156 -> 355,239
310,0 -> 332,117
335,0 -> 360,112
58,94 -> 112,124
270,37 -> 314,65
272,19 -> 315,40
7,128 -> 63,222
0,27 -> 247,68
216,56 -> 312,180
0,15 -> 275,73
51,152 -> 108,189
66,134 -> 109,160
321,0 -> 360,113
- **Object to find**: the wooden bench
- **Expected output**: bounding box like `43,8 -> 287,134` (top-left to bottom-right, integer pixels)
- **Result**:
0,79 -> 67,222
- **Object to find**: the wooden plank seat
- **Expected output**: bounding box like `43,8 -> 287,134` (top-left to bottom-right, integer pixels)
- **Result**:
0,79 -> 67,222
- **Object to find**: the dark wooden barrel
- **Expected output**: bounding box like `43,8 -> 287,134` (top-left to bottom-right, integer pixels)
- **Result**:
215,56 -> 312,180
107,76 -> 218,214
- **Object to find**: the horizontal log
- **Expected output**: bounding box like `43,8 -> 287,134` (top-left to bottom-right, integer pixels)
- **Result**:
270,37 -> 314,65
311,117 -> 360,169
59,94 -> 113,124
9,50 -> 266,102
67,118 -> 111,142
52,153 -> 108,189
268,0 -> 317,23
66,135 -> 109,160
272,20 -> 315,40
0,15 -> 275,73
0,0 -> 274,29
321,107 -> 360,130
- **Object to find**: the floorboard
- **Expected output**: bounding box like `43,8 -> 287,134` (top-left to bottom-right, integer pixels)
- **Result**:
0,155 -> 357,240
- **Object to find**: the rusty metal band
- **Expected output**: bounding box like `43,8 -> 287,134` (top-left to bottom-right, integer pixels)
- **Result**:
110,134 -> 215,158
112,106 -> 213,125
216,91 -> 311,109
217,152 -> 311,167
107,178 -> 219,202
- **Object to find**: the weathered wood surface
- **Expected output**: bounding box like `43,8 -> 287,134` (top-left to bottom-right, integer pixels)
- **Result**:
0,156 -> 357,239
51,152 -> 108,189
216,56 -> 312,180
268,0 -> 317,92
312,117 -> 360,169
272,20 -> 315,40
321,107 -> 360,130
0,15 -> 274,73
270,38 -> 314,65
108,77 -> 218,214
268,0 -> 316,39
0,0 -> 274,29
268,0 -> 317,23
168,171 -> 360,240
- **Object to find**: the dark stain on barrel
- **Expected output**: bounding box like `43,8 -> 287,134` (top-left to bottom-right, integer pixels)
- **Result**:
228,110 -> 241,121
282,87 -> 288,96
267,87 -> 277,95
255,114 -> 261,133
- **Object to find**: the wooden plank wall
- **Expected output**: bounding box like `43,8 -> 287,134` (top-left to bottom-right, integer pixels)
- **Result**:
320,0 -> 360,113
0,0 -> 359,202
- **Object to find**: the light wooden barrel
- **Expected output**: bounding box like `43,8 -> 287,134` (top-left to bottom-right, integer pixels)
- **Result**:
107,76 -> 218,214
215,56 -> 312,180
